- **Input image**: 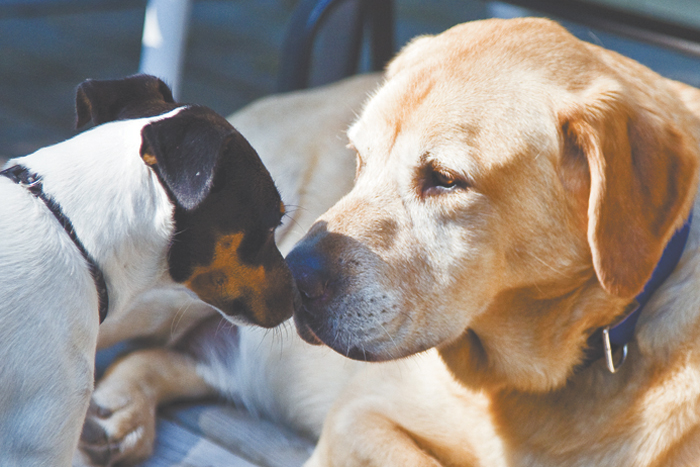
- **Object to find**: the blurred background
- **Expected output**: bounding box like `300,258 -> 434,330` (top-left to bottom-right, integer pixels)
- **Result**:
1,0 -> 699,163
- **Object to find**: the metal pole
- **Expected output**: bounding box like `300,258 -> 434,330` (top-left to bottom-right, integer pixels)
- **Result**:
139,0 -> 192,99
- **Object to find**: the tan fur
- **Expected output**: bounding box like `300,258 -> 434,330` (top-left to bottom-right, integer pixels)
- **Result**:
297,18 -> 700,466
83,18 -> 700,467
185,232 -> 286,327
83,349 -> 215,465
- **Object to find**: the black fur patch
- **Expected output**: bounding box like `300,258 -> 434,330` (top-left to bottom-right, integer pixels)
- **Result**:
75,74 -> 177,128
166,127 -> 285,282
140,106 -> 234,210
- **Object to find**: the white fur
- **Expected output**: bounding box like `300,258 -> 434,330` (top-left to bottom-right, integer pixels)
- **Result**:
0,107 -> 216,466
194,322 -> 363,438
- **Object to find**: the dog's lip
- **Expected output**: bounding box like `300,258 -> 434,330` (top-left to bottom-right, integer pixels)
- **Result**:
293,306 -> 390,360
215,306 -> 256,326
212,297 -> 289,328
345,346 -> 380,362
292,295 -> 419,360
298,321 -> 386,361
293,312 -> 324,345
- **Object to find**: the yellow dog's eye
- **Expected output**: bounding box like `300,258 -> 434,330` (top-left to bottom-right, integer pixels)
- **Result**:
432,171 -> 457,189
420,165 -> 469,198
418,163 -> 469,197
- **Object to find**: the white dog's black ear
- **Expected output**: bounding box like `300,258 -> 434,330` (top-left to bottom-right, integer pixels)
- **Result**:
75,74 -> 175,128
140,106 -> 233,210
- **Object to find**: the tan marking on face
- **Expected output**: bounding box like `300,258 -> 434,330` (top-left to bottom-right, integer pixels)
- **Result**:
185,233 -> 267,319
142,152 -> 158,166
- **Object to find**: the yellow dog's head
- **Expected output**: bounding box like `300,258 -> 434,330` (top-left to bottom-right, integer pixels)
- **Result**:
287,18 -> 700,392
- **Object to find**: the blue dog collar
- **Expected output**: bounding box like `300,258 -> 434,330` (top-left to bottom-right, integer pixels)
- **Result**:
599,212 -> 692,373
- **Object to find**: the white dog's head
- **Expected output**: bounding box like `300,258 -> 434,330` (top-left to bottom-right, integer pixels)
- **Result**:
287,18 -> 700,391
75,75 -> 299,328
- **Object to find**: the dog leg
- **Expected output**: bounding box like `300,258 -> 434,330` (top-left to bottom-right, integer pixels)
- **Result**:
307,411 -> 444,467
302,354 -> 499,467
79,346 -> 215,466
1,343 -> 94,467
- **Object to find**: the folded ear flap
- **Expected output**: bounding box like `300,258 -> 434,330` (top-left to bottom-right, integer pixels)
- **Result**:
140,107 -> 232,211
561,79 -> 699,299
75,74 -> 175,128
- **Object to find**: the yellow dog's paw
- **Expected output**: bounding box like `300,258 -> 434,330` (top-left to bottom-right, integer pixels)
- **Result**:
79,390 -> 156,467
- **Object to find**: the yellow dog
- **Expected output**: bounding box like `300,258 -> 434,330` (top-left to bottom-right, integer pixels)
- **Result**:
85,19 -> 700,467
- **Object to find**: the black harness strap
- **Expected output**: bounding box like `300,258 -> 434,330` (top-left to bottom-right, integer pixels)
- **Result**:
1,165 -> 109,323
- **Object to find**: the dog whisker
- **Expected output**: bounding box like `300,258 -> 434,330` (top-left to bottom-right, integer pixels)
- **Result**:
213,316 -> 232,337
280,206 -> 306,231
374,318 -> 400,357
587,30 -> 605,47
170,301 -> 194,337
270,323 -> 292,356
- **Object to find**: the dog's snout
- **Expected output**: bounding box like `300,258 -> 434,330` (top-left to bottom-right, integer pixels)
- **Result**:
287,244 -> 331,301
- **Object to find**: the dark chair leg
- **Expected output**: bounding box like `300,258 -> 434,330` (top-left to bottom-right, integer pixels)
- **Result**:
277,0 -> 394,92
365,0 -> 394,72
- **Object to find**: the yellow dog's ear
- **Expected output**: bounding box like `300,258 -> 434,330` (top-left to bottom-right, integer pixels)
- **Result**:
561,78 -> 698,299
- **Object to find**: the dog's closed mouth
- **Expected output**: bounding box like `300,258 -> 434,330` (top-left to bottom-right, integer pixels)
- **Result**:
216,296 -> 292,329
293,312 -> 383,361
293,304 -> 324,346
344,346 -> 381,362
222,298 -> 252,317
292,300 -> 407,362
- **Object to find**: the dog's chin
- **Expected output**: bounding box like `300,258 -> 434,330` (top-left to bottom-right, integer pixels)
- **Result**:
295,320 -> 383,361
217,310 -> 256,327
293,305 -> 421,362
213,298 -> 292,329
210,300 -> 256,327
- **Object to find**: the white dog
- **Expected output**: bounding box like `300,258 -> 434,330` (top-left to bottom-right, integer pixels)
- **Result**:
0,74 -> 297,466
